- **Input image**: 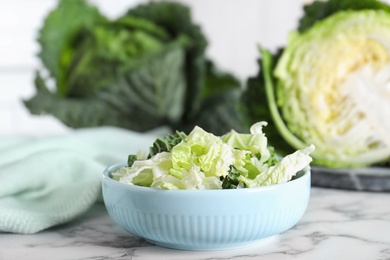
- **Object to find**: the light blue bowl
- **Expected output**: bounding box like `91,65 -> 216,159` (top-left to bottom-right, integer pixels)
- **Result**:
102,163 -> 311,250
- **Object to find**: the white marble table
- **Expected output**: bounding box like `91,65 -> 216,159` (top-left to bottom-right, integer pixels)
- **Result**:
1,187 -> 389,260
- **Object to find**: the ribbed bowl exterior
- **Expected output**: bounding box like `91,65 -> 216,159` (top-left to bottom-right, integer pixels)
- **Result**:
102,163 -> 311,250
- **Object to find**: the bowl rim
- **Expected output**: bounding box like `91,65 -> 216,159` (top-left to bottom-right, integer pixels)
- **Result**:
102,162 -> 311,194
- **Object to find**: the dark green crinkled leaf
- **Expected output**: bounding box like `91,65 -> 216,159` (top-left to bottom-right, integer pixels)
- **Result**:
221,165 -> 241,189
25,41 -> 187,131
201,60 -> 242,98
148,131 -> 187,158
178,60 -> 244,135
108,40 -> 188,125
298,0 -> 390,32
25,73 -> 158,130
126,1 -> 208,119
180,89 -> 244,136
127,155 -> 137,167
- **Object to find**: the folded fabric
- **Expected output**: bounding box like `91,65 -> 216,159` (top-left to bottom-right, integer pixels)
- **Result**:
0,127 -> 168,234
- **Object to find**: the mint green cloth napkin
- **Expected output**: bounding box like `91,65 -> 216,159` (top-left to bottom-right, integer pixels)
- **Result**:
0,127 -> 167,234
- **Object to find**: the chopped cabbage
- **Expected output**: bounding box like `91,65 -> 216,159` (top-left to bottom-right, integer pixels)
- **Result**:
113,122 -> 314,190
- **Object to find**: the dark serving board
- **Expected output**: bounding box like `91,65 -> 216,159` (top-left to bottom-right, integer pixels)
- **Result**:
311,166 -> 390,192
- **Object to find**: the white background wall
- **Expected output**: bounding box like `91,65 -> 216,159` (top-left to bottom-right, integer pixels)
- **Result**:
0,0 -> 307,137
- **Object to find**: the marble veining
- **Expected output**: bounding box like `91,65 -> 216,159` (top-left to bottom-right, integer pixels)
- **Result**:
1,188 -> 390,260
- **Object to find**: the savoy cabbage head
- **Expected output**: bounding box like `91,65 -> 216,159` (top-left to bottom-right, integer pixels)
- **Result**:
25,0 -> 244,136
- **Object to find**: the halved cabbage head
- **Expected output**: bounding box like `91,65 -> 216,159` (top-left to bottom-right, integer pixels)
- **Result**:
272,10 -> 390,167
